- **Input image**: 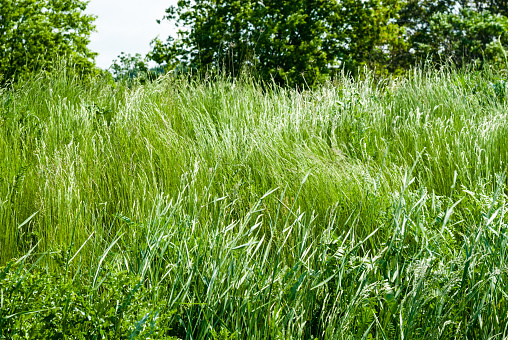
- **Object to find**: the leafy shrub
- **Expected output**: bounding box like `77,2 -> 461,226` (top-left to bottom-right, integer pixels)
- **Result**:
0,260 -> 176,339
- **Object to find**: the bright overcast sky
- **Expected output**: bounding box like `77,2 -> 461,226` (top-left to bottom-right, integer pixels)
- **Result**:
85,0 -> 178,69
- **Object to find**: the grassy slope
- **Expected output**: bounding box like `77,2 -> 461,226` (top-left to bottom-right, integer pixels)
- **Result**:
0,67 -> 507,338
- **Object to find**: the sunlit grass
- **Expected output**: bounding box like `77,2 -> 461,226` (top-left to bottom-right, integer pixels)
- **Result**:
0,65 -> 507,338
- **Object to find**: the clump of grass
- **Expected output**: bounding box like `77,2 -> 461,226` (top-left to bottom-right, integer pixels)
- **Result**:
2,171 -> 507,338
1,65 -> 507,338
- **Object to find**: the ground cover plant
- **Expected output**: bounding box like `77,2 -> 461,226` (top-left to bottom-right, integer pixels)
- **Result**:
0,65 -> 508,339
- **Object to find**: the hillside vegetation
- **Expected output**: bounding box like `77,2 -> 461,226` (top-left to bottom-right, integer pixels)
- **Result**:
0,66 -> 507,338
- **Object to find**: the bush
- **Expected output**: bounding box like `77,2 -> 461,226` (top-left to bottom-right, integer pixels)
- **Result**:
0,259 -> 175,339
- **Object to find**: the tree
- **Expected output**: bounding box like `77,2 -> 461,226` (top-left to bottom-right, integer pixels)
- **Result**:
0,0 -> 97,83
395,0 -> 457,67
396,0 -> 508,68
428,9 -> 508,67
110,52 -> 165,84
468,0 -> 508,17
110,52 -> 150,79
150,0 -> 404,86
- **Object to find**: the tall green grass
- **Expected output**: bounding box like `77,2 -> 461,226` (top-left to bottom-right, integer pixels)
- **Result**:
0,65 -> 507,338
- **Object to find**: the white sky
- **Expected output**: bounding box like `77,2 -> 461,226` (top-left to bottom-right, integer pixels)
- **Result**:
85,0 -> 178,69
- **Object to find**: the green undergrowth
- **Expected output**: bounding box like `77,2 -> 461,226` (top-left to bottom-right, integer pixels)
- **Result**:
1,65 -> 508,338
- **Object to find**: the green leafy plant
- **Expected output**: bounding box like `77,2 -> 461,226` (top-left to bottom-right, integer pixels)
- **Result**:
0,258 -> 178,339
0,0 -> 97,83
150,0 -> 405,86
110,52 -> 165,84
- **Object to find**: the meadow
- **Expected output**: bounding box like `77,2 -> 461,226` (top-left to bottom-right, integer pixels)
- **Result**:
0,65 -> 507,339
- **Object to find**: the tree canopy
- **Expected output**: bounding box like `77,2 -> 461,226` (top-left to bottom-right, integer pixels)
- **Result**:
396,0 -> 508,68
150,0 -> 404,86
151,0 -> 508,85
0,0 -> 97,82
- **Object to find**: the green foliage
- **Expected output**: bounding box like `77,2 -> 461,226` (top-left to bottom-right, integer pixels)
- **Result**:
0,261 -> 176,339
426,9 -> 508,67
1,65 -> 508,338
0,0 -> 97,83
397,0 -> 508,68
150,0 -> 404,86
110,52 -> 165,84
471,0 -> 508,17
150,0 -> 508,81
335,0 -> 407,75
111,53 -> 150,79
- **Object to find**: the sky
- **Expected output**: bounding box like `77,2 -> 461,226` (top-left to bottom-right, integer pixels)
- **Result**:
85,0 -> 178,69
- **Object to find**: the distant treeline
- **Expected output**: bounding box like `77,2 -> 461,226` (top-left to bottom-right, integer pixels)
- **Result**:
1,0 -> 508,86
